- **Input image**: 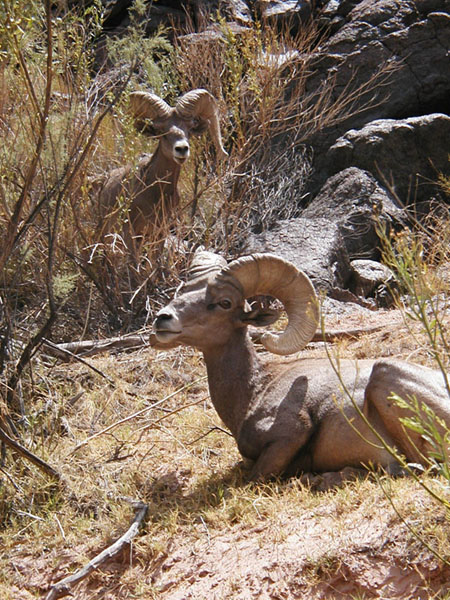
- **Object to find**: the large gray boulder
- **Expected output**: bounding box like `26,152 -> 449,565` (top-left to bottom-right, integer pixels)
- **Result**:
244,168 -> 405,292
323,114 -> 450,205
245,217 -> 352,292
302,167 -> 405,258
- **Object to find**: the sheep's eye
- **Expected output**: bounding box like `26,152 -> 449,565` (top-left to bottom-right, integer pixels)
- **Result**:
219,299 -> 232,310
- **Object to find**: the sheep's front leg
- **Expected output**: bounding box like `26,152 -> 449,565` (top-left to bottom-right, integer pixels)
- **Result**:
249,439 -> 304,481
239,389 -> 314,481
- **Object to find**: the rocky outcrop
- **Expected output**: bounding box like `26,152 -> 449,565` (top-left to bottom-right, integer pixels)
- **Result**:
312,0 -> 450,121
322,114 -> 450,205
245,167 -> 406,293
302,167 -> 405,259
306,0 -> 450,200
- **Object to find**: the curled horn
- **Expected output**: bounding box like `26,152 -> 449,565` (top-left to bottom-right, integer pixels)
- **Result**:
188,250 -> 227,280
128,91 -> 173,125
219,254 -> 319,355
182,250 -> 227,293
175,89 -> 228,159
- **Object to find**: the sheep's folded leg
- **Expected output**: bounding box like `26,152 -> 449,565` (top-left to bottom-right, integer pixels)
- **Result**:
249,439 -> 303,481
364,359 -> 450,465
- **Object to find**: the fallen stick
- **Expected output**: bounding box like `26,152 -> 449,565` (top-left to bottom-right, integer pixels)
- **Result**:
45,501 -> 148,600
42,324 -> 397,362
42,332 -> 151,361
0,425 -> 60,481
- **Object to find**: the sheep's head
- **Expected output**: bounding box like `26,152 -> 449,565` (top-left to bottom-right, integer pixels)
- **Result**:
129,89 -> 228,166
154,251 -> 319,355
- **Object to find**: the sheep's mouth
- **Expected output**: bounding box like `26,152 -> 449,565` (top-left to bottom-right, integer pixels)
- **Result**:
174,155 -> 188,165
154,329 -> 182,342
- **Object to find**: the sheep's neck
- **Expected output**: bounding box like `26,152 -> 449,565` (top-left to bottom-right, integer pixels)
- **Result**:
203,331 -> 264,438
148,144 -> 181,199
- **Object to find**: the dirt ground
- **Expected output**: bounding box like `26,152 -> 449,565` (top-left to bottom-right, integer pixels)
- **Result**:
4,299 -> 450,600
151,489 -> 449,600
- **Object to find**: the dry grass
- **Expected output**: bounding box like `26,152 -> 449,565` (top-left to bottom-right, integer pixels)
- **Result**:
1,304 -> 450,599
1,4 -> 449,599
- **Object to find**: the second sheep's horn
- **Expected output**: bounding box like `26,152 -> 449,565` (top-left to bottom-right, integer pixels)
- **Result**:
175,89 -> 229,159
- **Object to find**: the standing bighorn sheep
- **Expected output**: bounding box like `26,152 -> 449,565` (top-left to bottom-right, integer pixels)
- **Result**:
153,251 -> 450,480
97,89 -> 228,247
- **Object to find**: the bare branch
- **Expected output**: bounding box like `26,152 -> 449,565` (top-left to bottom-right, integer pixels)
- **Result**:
45,502 -> 148,600
0,424 -> 60,481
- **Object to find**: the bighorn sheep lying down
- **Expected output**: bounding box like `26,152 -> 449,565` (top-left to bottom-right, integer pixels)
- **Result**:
153,251 -> 450,480
98,89 -> 228,243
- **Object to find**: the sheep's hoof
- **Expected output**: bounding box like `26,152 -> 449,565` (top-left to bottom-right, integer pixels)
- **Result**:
299,467 -> 366,491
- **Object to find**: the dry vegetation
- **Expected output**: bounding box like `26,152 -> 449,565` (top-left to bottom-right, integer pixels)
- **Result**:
1,2 -> 450,599
2,306 -> 450,599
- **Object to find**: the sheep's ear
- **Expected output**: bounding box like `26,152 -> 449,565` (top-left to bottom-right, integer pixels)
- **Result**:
190,117 -> 209,136
239,306 -> 280,328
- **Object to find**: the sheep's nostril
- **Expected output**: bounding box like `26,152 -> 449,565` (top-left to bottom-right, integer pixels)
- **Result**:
155,313 -> 172,328
175,144 -> 189,157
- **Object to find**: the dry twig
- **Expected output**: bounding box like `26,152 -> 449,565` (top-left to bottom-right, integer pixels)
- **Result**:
0,425 -> 60,481
42,332 -> 151,361
45,501 -> 148,600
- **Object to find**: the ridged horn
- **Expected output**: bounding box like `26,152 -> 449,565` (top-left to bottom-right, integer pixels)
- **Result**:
182,250 -> 227,293
129,91 -> 173,122
188,250 -> 227,279
220,254 -> 318,355
175,89 -> 228,159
